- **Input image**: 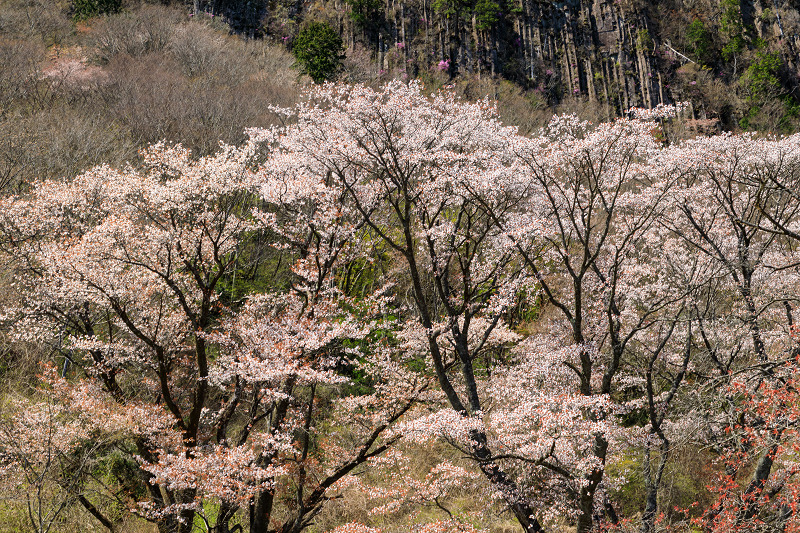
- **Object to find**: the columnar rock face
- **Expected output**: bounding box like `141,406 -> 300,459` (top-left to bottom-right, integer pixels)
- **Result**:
296,0 -> 800,116
512,0 -> 661,110
314,0 -> 666,111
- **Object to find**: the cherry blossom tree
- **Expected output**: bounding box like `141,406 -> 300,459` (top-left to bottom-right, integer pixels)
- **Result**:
0,131 -> 424,533
699,357 -> 800,533
656,132 -> 800,532
500,106 -> 697,532
258,80 -> 551,531
0,390 -> 121,533
256,81 -> 701,533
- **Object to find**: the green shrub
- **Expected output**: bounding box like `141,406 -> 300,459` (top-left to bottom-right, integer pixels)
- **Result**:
636,28 -> 653,53
686,19 -> 712,64
292,21 -> 344,83
739,52 -> 798,131
72,0 -> 121,21
743,50 -> 782,100
720,0 -> 745,62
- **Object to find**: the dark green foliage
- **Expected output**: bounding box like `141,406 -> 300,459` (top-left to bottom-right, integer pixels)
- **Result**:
292,21 -> 344,83
433,0 -> 514,28
432,0 -> 461,17
686,19 -> 713,64
720,0 -> 745,62
216,230 -> 292,305
722,34 -> 746,63
475,0 -> 501,31
344,0 -> 382,28
739,51 -> 799,132
743,50 -> 782,100
97,449 -> 147,500
507,288 -> 541,327
72,0 -> 121,20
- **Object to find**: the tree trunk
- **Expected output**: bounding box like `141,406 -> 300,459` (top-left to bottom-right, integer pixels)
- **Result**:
471,430 -> 545,533
249,490 -> 276,533
641,439 -> 669,533
576,434 -> 608,533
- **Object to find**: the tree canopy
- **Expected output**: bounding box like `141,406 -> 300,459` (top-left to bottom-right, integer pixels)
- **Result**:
3,81 -> 800,533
